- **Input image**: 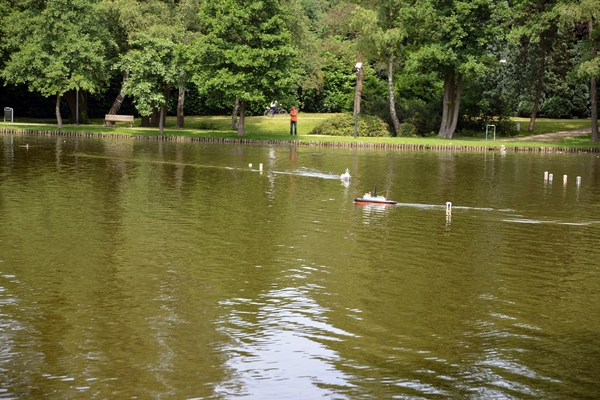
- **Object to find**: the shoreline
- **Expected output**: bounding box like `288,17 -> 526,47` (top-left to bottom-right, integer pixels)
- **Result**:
2,127 -> 599,153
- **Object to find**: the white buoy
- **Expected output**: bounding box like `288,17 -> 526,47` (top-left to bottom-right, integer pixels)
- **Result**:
259,163 -> 263,171
563,175 -> 568,185
446,202 -> 452,215
577,176 -> 582,186
249,163 -> 252,168
549,173 -> 553,182
544,171 -> 548,180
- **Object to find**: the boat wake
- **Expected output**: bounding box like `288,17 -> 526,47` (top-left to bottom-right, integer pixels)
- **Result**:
271,169 -> 342,180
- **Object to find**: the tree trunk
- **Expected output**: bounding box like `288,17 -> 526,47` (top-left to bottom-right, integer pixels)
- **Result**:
141,116 -> 150,127
151,107 -> 160,127
159,87 -> 170,135
231,98 -> 240,130
592,76 -> 598,142
55,93 -> 63,129
388,54 -> 400,136
590,20 -> 599,142
529,55 -> 545,132
438,74 -> 462,139
237,100 -> 247,136
106,71 -> 129,126
438,76 -> 451,138
164,89 -> 169,127
177,86 -> 184,128
159,103 -> 166,136
79,90 -> 88,124
449,75 -> 462,135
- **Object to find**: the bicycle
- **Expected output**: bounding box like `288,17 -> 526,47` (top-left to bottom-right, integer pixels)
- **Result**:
263,107 -> 288,117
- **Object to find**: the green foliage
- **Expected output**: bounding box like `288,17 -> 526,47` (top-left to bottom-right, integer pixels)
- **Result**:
1,0 -> 116,97
319,53 -> 356,112
190,0 -> 298,108
309,113 -> 391,137
361,71 -> 391,118
558,0 -> 600,79
351,2 -> 407,60
541,96 -> 575,119
298,46 -> 356,112
398,122 -> 417,137
405,0 -> 506,75
119,34 -> 182,116
517,100 -> 534,117
397,98 -> 441,135
2,0 -> 600,135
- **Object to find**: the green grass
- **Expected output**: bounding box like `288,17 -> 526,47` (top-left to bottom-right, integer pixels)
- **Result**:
1,114 -> 598,149
1,113 -> 331,138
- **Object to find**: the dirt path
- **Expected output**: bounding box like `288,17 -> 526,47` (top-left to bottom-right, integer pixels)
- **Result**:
502,128 -> 591,142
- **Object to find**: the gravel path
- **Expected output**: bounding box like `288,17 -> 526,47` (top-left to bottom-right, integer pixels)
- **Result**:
503,128 -> 591,141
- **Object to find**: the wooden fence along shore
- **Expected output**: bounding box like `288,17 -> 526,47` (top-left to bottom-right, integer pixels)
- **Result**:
2,128 -> 599,153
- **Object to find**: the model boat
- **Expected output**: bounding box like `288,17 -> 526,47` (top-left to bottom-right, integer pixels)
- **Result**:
354,187 -> 397,205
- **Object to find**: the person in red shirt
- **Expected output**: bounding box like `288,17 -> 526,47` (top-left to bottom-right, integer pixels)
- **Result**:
289,106 -> 298,135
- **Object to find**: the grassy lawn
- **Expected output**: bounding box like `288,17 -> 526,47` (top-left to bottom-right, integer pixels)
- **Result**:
1,113 -> 332,138
1,114 -> 598,149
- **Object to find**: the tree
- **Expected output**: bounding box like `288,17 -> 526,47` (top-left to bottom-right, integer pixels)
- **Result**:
405,0 -> 508,138
559,0 -> 600,142
508,0 -> 560,132
352,0 -> 408,136
190,0 -> 298,136
102,0 -> 198,127
1,0 -> 115,128
119,34 -> 182,135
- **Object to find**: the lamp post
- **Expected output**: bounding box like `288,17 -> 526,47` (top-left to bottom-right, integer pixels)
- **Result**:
353,62 -> 362,139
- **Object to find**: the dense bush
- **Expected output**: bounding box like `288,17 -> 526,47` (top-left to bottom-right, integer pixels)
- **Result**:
310,113 -> 390,137
540,96 -> 573,119
396,98 -> 441,135
398,123 -> 417,137
516,100 -> 533,118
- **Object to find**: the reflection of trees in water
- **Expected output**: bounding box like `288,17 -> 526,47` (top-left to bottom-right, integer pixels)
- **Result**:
437,151 -> 456,203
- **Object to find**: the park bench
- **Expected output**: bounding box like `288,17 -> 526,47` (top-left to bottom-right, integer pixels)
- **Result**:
105,114 -> 134,127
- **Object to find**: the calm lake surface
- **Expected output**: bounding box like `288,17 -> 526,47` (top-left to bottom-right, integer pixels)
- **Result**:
1,134 -> 599,399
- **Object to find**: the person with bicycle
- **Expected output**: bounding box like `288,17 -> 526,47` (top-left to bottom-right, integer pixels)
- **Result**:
289,106 -> 298,135
269,100 -> 278,116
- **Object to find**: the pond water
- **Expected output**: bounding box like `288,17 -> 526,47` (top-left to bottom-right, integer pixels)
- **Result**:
1,134 -> 600,399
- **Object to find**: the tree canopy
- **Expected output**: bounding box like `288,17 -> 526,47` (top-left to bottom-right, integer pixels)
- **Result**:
0,0 -> 598,141
188,0 -> 298,135
1,0 -> 116,127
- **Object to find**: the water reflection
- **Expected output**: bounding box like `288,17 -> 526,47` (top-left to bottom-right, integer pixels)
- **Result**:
216,281 -> 354,399
1,135 -> 600,398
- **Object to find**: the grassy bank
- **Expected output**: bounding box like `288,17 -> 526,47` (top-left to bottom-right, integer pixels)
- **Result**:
1,114 -> 598,150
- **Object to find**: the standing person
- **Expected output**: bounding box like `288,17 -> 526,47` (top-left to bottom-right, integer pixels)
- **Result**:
289,106 -> 298,135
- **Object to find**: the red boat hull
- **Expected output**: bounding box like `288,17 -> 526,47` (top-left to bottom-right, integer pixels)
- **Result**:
354,198 -> 397,205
